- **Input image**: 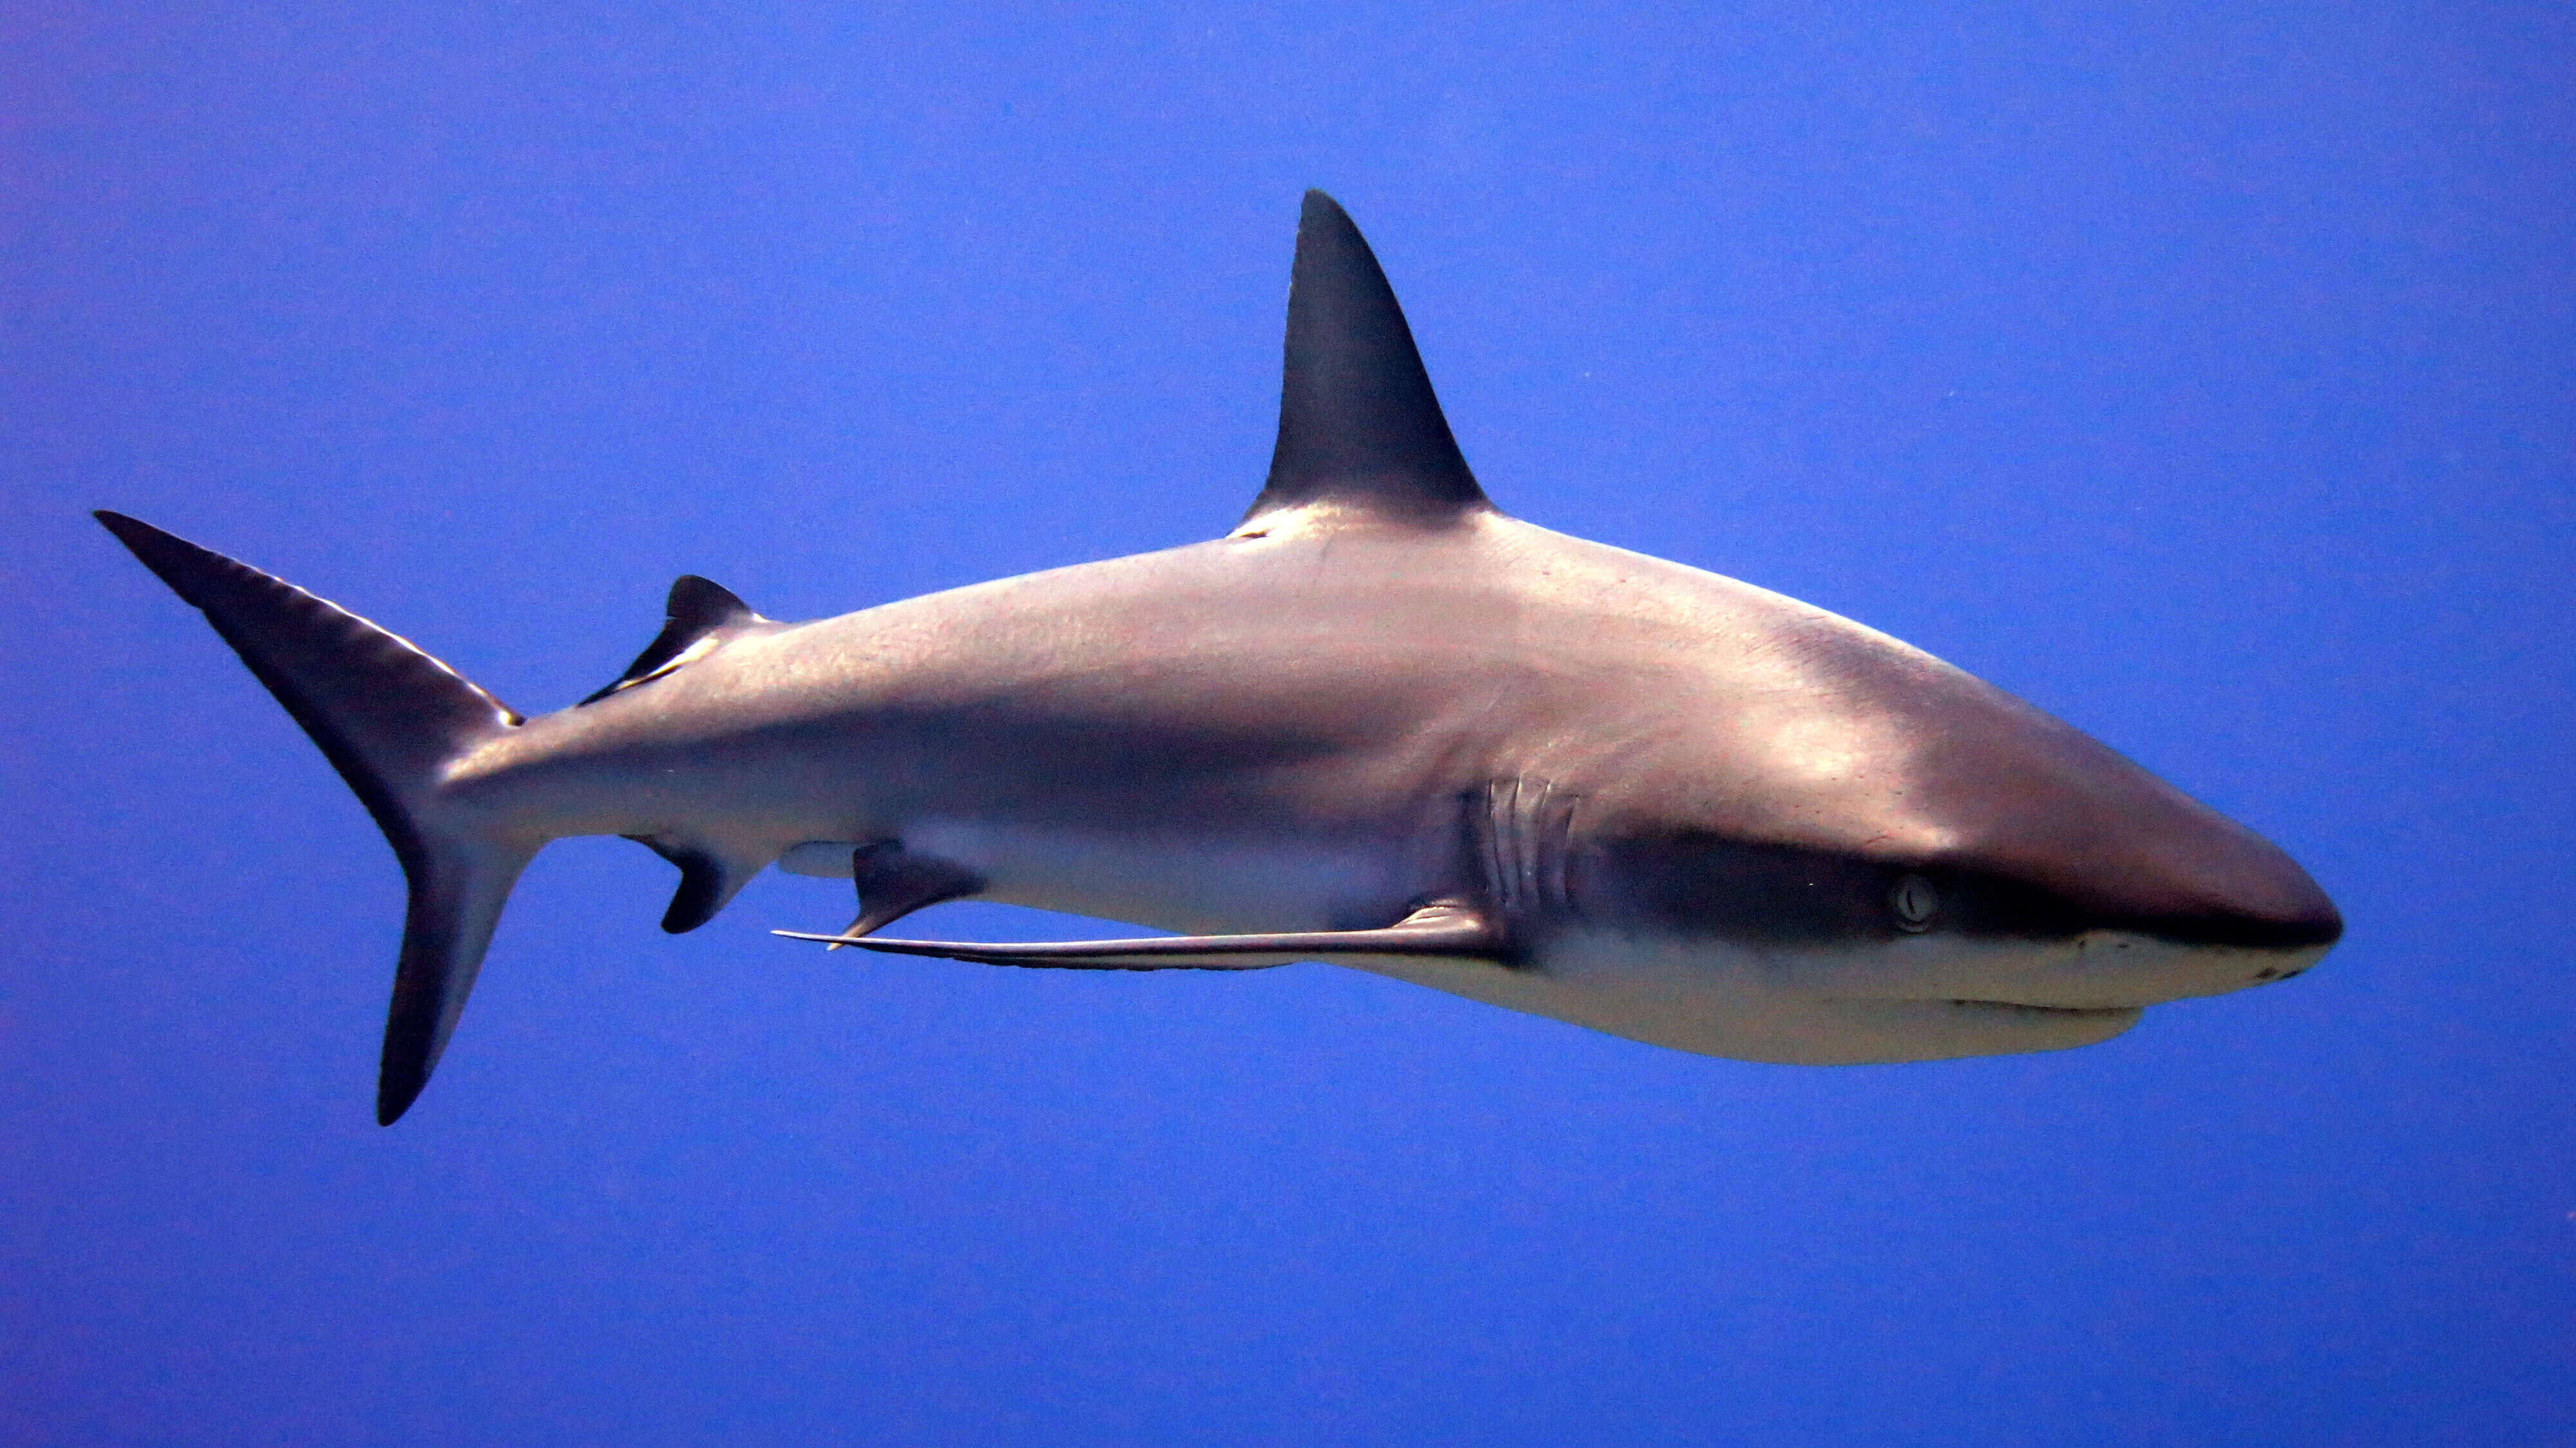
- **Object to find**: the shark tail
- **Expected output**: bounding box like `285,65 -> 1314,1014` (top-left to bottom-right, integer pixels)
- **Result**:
95,512 -> 535,1124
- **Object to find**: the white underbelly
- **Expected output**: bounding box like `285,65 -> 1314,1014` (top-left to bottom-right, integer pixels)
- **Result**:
1342,929 -> 2150,1065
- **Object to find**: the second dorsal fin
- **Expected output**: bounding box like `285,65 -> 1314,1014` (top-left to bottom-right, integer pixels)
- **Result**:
578,576 -> 761,706
1236,191 -> 1493,531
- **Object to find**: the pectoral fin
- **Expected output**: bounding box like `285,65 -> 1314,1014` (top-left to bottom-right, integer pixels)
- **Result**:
774,901 -> 1509,971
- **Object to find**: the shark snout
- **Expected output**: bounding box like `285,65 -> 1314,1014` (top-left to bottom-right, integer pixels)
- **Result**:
2012,813 -> 2341,1008
2092,810 -> 2342,954
1918,743 -> 2342,1009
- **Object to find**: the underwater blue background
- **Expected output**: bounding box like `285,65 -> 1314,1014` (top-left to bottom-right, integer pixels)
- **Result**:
6,3 -> 2571,1443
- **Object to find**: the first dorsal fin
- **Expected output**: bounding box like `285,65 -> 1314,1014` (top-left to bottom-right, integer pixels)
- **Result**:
1236,191 -> 1493,530
578,575 -> 761,706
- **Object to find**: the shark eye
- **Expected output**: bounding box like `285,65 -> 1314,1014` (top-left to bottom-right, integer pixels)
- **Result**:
1891,875 -> 1938,932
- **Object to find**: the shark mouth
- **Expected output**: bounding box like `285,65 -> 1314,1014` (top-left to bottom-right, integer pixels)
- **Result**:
1852,995 -> 2147,1030
1937,998 -> 2145,1022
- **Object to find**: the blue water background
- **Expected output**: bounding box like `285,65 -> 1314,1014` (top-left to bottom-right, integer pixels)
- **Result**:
6,5 -> 2571,1443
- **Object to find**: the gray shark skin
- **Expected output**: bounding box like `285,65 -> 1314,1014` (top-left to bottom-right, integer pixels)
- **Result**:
97,191 -> 2341,1124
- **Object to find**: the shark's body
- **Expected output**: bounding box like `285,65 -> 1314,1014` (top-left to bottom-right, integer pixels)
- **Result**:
100,194 -> 2340,1122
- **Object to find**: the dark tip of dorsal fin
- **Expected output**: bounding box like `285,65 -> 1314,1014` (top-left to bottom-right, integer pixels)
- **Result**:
576,575 -> 763,706
666,575 -> 754,631
1237,191 -> 1492,529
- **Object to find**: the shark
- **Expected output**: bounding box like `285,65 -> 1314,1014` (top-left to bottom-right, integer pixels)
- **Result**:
98,191 -> 2342,1124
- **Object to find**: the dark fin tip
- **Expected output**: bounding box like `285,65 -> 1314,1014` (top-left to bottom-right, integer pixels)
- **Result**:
667,575 -> 753,626
622,837 -> 735,934
95,510 -> 216,605
846,841 -> 987,938
578,575 -> 762,707
376,1071 -> 422,1126
1240,191 -> 1492,529
662,853 -> 728,933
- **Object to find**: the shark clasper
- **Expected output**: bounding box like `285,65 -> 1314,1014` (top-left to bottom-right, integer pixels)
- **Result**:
100,192 -> 2342,1123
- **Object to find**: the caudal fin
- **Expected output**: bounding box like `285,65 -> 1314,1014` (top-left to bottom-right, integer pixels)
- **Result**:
96,512 -> 533,1123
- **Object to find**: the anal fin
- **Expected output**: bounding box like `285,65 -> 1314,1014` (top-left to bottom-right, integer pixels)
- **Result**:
625,836 -> 757,934
774,900 -> 1509,972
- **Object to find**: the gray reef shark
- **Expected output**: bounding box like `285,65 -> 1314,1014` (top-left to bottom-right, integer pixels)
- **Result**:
99,191 -> 2342,1124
